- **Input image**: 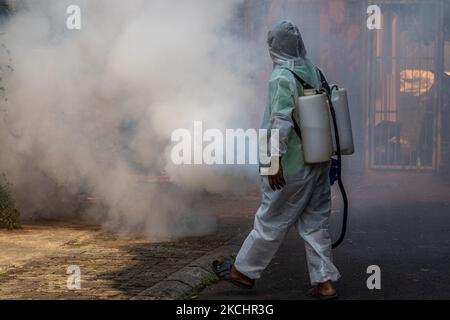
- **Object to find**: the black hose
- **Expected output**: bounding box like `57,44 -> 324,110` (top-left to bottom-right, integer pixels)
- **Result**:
324,87 -> 349,249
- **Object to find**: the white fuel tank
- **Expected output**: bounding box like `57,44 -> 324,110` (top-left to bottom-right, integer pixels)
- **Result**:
330,88 -> 355,155
294,90 -> 334,164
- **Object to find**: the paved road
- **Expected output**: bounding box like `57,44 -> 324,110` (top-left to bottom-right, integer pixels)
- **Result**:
199,173 -> 450,300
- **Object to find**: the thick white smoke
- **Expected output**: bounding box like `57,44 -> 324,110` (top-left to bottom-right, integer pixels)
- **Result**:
0,0 -> 264,239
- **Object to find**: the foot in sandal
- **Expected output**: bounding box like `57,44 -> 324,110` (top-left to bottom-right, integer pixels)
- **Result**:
212,257 -> 255,289
309,281 -> 338,300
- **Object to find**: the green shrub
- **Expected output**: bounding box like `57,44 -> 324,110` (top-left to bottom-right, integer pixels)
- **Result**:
0,174 -> 20,229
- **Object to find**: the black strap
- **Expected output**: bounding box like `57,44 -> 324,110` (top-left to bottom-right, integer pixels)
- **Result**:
282,67 -> 330,94
281,68 -> 331,140
282,68 -> 316,91
317,69 -> 331,95
292,115 -> 303,141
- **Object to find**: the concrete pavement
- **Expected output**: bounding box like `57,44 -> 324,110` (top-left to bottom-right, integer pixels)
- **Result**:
0,193 -> 257,300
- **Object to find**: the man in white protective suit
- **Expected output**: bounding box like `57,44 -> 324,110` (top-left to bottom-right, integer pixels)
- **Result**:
212,20 -> 340,300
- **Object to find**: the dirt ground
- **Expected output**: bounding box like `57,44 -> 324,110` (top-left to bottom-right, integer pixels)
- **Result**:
0,194 -> 257,300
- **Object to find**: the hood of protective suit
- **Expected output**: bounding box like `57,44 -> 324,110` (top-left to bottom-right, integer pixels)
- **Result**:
267,20 -> 307,67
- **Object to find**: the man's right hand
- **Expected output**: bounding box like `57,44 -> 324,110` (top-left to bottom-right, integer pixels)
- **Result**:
268,156 -> 286,191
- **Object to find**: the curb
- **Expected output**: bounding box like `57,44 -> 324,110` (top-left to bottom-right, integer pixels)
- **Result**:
132,243 -> 241,300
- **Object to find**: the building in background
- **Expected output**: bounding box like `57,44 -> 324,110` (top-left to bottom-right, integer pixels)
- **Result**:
242,0 -> 450,176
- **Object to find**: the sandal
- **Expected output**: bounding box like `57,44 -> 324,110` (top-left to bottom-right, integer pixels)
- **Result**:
211,256 -> 255,289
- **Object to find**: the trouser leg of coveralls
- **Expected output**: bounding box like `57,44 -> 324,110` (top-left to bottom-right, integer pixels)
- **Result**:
234,165 -> 319,280
295,162 -> 341,286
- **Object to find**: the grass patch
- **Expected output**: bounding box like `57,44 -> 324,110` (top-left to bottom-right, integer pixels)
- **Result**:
179,273 -> 219,300
0,174 -> 20,229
